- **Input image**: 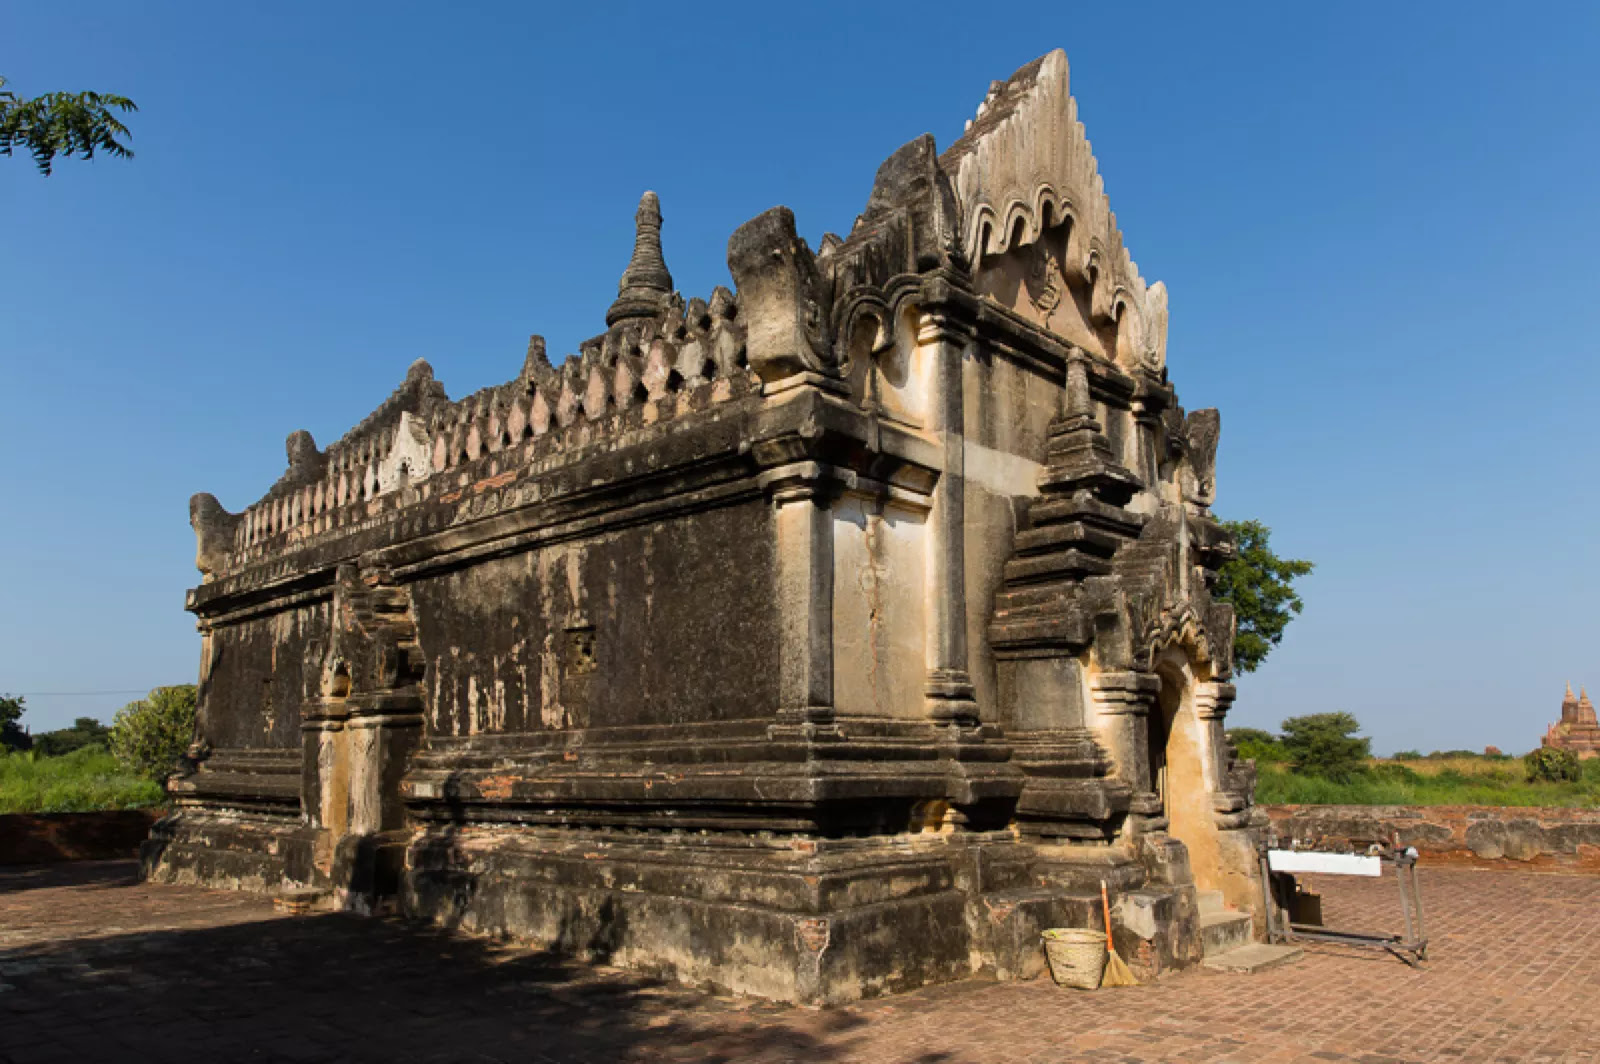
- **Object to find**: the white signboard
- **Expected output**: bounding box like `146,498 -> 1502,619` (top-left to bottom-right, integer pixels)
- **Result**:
1267,850 -> 1382,877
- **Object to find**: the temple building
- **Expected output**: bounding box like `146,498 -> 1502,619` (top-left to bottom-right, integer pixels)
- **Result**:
1544,684 -> 1600,759
145,50 -> 1270,1002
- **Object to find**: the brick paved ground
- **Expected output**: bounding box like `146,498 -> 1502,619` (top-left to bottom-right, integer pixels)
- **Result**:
2,861 -> 1596,1063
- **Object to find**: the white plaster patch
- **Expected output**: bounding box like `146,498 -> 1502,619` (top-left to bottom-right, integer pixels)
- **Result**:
1115,891 -> 1166,940
832,497 -> 927,719
963,440 -> 1042,498
377,412 -> 432,494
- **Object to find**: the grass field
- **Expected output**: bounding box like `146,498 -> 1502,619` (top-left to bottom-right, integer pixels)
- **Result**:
1253,755 -> 1600,808
0,747 -> 164,814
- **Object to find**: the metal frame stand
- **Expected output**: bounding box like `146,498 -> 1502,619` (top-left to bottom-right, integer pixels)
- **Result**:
1258,841 -> 1428,967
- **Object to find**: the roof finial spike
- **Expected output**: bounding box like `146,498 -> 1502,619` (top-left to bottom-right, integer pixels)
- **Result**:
606,190 -> 674,328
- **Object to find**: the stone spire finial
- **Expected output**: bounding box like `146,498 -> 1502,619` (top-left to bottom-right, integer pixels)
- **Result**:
605,191 -> 674,328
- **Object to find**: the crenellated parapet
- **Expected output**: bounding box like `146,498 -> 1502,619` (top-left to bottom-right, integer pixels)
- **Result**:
193,196 -> 754,583
191,360 -> 448,578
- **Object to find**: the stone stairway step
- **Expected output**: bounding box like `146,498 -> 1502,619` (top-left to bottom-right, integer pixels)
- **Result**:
1196,889 -> 1226,916
1200,909 -> 1254,957
1202,943 -> 1304,973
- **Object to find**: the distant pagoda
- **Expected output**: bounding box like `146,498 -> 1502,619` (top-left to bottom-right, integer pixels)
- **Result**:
1543,684 -> 1600,759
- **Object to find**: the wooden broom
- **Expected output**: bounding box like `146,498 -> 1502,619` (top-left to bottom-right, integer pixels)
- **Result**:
1100,879 -> 1139,987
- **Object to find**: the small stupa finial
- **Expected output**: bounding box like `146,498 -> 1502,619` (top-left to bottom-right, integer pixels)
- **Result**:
605,191 -> 674,328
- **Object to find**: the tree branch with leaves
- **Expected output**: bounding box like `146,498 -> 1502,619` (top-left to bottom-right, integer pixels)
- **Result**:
1213,519 -> 1314,674
0,76 -> 137,176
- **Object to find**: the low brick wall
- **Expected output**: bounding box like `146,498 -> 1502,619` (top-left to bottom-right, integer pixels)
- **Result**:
1263,804 -> 1600,872
0,809 -> 164,865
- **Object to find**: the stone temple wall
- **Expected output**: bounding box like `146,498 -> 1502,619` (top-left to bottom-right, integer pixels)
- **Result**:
146,49 -> 1267,1003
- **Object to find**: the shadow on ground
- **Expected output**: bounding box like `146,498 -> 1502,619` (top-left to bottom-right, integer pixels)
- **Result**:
0,860 -> 143,895
0,863 -> 906,1064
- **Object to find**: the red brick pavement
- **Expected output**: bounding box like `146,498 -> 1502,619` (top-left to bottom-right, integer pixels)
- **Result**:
1,860 -> 1596,1063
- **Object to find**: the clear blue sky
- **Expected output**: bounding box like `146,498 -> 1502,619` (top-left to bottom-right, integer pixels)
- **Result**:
4,2 -> 1597,754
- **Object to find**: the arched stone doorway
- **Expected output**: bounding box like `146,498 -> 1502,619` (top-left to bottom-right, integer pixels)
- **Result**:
1150,647 -> 1228,902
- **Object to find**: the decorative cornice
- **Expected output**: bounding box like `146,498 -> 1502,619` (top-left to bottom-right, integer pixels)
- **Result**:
1089,671 -> 1160,714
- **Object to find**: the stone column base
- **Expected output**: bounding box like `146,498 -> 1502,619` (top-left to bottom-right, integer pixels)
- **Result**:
142,812 -> 409,915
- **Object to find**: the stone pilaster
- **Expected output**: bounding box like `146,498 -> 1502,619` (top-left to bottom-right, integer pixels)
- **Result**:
1127,393 -> 1164,489
760,462 -> 837,725
344,697 -> 424,835
1192,680 -> 1236,797
1089,671 -> 1163,826
287,566 -> 429,907
917,312 -> 978,725
300,705 -> 347,839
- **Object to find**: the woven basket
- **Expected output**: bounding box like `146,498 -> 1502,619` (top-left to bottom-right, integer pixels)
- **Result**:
1041,928 -> 1107,989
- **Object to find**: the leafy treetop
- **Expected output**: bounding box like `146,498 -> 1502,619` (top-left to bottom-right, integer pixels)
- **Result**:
109,685 -> 197,783
0,76 -> 137,176
1280,711 -> 1370,781
1213,519 -> 1314,674
1525,746 -> 1581,784
0,694 -> 29,752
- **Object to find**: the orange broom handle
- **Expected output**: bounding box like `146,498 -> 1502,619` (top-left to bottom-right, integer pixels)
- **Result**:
1100,880 -> 1114,950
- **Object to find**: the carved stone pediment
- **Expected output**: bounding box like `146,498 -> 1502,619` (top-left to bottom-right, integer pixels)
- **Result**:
941,50 -> 1168,376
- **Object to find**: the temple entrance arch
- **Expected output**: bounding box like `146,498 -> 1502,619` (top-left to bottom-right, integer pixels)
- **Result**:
1150,646 -> 1226,899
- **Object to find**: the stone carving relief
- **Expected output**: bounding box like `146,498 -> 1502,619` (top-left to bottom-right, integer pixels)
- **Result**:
1023,240 -> 1065,327
727,206 -> 836,385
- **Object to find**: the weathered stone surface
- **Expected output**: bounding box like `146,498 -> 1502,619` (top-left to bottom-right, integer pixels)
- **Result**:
1264,804 -> 1600,872
147,48 -> 1267,1003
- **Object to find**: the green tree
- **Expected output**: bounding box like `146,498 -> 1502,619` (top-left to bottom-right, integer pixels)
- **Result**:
1280,712 -> 1370,780
108,685 -> 196,783
1214,519 -> 1314,674
33,716 -> 111,757
1524,746 -> 1581,784
1,76 -> 137,176
1225,727 -> 1288,763
0,694 -> 30,752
